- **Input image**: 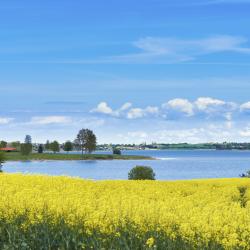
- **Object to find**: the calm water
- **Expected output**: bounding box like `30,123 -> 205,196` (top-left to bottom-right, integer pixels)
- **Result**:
3,150 -> 250,180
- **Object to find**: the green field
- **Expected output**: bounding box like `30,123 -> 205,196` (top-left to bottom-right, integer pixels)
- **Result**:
4,152 -> 152,161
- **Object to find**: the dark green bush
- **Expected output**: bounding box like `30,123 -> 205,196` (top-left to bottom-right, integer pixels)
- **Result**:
38,144 -> 44,154
128,166 -> 155,180
113,148 -> 121,155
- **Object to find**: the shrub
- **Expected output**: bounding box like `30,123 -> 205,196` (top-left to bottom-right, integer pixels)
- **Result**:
128,166 -> 155,180
113,148 -> 121,155
38,144 -> 44,154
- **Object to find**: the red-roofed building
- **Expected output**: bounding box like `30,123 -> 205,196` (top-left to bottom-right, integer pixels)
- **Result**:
0,147 -> 17,152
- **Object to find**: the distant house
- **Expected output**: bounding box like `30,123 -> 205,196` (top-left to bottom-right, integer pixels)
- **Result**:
0,147 -> 17,152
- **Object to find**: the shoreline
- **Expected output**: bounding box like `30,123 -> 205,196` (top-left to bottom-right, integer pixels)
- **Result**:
5,152 -> 154,162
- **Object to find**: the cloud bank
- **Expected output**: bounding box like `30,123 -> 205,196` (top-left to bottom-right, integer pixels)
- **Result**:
91,97 -> 246,120
2,98 -> 250,143
0,117 -> 14,124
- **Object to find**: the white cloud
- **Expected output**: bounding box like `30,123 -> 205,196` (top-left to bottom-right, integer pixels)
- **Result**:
91,102 -> 113,115
163,98 -> 194,116
149,36 -> 249,54
0,117 -> 14,124
116,123 -> 240,144
91,102 -> 158,119
127,108 -> 145,119
194,97 -> 237,116
224,112 -> 233,129
30,116 -> 72,125
119,102 -> 132,111
91,102 -> 133,117
240,102 -> 250,112
91,98 -> 250,122
239,128 -> 250,137
108,35 -> 250,63
195,97 -> 225,111
145,106 -> 159,115
2,34 -> 250,65
127,106 -> 159,119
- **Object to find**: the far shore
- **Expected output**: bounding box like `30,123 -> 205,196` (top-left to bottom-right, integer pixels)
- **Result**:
5,152 -> 153,161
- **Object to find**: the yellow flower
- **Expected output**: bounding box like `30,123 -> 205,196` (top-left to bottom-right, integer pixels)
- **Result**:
146,237 -> 155,247
0,174 -> 250,248
115,232 -> 121,237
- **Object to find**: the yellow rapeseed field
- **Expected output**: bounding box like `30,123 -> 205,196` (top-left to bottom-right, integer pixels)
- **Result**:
0,173 -> 250,249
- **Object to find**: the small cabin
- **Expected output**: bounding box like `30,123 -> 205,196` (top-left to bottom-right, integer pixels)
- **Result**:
0,147 -> 17,152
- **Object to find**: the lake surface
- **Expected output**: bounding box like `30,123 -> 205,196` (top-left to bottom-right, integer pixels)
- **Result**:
4,150 -> 250,180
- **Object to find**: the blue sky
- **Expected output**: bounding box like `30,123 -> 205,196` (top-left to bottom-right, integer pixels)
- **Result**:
1,0 -> 250,143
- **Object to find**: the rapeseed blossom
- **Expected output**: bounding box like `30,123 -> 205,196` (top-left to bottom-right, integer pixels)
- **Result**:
146,237 -> 155,247
0,174 -> 249,249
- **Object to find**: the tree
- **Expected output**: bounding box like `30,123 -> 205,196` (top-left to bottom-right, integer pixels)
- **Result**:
113,148 -> 121,155
64,141 -> 73,153
20,143 -> 32,156
0,141 -> 7,148
11,141 -> 21,151
38,144 -> 44,154
24,135 -> 32,144
45,140 -> 50,151
128,166 -> 156,180
0,152 -> 5,172
50,141 -> 60,154
75,129 -> 97,157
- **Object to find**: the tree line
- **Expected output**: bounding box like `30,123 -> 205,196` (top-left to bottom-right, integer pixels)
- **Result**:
0,129 -> 97,158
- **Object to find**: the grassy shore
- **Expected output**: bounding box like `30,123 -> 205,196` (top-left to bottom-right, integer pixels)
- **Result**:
5,152 -> 153,161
